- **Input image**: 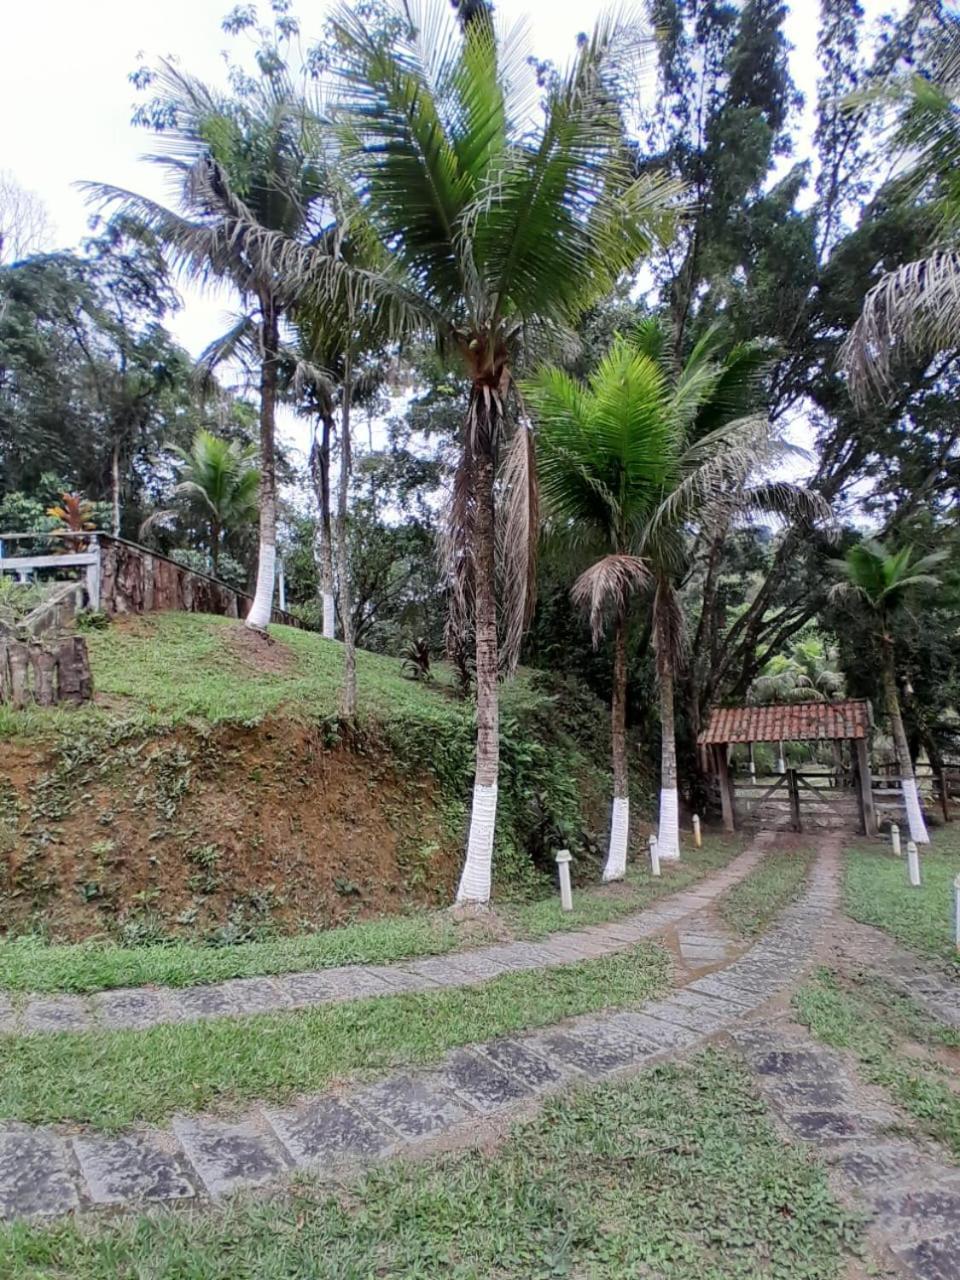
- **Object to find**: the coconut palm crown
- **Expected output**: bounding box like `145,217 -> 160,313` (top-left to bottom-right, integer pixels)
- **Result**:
529,319 -> 829,874
330,1 -> 680,903
842,19 -> 960,401
831,538 -> 946,842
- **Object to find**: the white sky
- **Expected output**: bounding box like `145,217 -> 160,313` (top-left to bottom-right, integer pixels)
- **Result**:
1,0 -> 896,472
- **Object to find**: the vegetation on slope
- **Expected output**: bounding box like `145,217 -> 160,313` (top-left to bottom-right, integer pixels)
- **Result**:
1,614 -> 652,947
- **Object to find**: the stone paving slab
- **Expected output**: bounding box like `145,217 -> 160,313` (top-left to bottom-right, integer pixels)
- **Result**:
266,1096 -> 397,1168
0,835 -> 833,1223
73,1133 -> 198,1205
0,1128 -> 80,1220
0,840 -> 769,1039
171,1116 -> 292,1197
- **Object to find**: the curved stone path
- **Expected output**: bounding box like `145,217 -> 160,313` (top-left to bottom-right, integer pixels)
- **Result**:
0,833 -> 838,1222
736,1021 -> 960,1279
0,838 -> 771,1037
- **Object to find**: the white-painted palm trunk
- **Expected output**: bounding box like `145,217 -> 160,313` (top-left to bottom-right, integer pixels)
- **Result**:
456,782 -> 498,903
901,776 -> 929,844
603,795 -> 629,882
246,539 -> 276,630
322,593 -> 336,639
657,786 -> 680,861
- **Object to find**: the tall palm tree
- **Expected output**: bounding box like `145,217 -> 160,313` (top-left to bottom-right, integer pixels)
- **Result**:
166,430 -> 259,578
530,322 -> 826,873
331,1 -> 679,902
842,19 -> 960,399
831,539 -> 945,843
85,66 -> 334,630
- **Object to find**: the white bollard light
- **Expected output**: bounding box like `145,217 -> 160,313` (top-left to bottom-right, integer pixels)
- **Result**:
692,814 -> 702,849
906,840 -> 921,887
649,834 -> 661,877
954,874 -> 960,951
891,822 -> 901,857
555,849 -> 574,912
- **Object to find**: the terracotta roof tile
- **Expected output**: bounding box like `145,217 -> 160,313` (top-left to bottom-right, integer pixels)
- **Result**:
697,699 -> 872,745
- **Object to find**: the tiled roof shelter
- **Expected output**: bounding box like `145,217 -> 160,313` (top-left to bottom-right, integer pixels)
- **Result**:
698,699 -> 872,746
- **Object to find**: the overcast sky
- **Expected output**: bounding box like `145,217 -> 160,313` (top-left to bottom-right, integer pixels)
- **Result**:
1,0 -> 899,467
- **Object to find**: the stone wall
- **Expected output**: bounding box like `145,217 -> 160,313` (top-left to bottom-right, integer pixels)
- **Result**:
0,631 -> 93,708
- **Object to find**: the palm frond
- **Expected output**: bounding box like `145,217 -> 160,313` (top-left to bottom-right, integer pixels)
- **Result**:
498,421 -> 539,674
841,250 -> 960,404
571,553 -> 649,649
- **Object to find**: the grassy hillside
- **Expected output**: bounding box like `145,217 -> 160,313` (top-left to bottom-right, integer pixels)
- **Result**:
1,613 -> 630,945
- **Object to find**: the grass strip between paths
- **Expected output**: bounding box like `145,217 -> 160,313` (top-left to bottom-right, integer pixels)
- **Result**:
843,831 -> 960,966
0,944 -> 669,1131
794,968 -> 960,1159
0,1049 -> 861,1280
717,844 -> 815,940
0,838 -> 742,995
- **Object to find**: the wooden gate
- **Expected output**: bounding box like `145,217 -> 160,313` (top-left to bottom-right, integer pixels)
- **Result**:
734,768 -> 861,833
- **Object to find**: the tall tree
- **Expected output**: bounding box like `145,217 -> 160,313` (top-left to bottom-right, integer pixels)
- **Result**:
830,539 -> 945,843
332,1 -> 678,902
90,64 -> 335,628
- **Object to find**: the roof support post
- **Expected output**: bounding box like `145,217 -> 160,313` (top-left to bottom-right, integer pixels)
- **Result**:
855,737 -> 877,837
714,745 -> 735,833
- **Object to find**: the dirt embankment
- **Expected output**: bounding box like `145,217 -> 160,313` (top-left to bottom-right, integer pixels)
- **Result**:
1,720 -> 460,944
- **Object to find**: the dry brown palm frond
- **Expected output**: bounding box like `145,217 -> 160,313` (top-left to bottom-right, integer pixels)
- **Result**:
841,249 -> 960,405
498,421 -> 539,675
440,443 -> 477,659
572,554 -> 650,649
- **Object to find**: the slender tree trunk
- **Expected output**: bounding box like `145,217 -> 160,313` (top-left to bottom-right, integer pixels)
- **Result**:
337,352 -> 357,719
210,517 -> 220,579
456,397 -> 500,905
658,651 -> 681,861
246,304 -> 279,631
881,635 -> 928,843
602,606 -> 630,882
111,441 -> 121,537
310,415 -> 336,640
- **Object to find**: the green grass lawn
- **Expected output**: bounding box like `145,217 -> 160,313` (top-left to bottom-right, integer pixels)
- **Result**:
717,845 -> 815,940
794,969 -> 960,1158
0,836 -> 741,995
0,611 -> 540,739
0,1049 -> 861,1280
844,827 -> 960,965
0,944 -> 669,1130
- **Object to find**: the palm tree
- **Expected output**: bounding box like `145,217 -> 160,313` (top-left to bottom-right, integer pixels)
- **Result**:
86,66 -> 334,630
530,322 -> 826,872
842,20 -> 960,399
831,539 -> 945,843
749,637 -> 844,704
331,2 -> 679,902
166,430 -> 259,578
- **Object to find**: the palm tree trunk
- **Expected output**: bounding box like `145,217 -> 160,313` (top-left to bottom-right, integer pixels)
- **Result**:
602,606 -> 630,882
110,441 -> 121,537
210,516 -> 220,579
881,635 -> 928,843
456,413 -> 499,905
246,304 -> 278,631
657,650 -> 681,860
337,353 -> 357,719
311,414 -> 336,640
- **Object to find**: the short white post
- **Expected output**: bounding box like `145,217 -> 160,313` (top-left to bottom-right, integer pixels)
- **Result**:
954,874 -> 960,951
555,849 -> 573,912
906,840 -> 921,887
692,814 -> 702,849
649,833 -> 661,877
777,741 -> 786,775
890,822 -> 901,857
